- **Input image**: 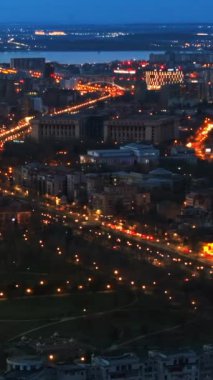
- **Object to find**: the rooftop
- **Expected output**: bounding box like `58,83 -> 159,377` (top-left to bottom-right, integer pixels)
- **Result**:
149,168 -> 173,176
87,149 -> 134,157
107,115 -> 176,125
7,355 -> 44,366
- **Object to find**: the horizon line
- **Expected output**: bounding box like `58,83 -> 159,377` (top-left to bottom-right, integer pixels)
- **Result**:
0,22 -> 213,26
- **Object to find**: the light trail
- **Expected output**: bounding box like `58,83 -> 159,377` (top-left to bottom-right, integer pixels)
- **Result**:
0,117 -> 34,142
187,118 -> 213,160
51,93 -> 112,116
0,83 -> 123,144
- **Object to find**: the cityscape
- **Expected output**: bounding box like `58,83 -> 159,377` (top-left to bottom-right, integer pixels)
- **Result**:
0,1 -> 212,380
2,23 -> 213,52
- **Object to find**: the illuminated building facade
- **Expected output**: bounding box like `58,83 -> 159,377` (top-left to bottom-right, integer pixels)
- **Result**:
35,30 -> 67,36
146,69 -> 184,90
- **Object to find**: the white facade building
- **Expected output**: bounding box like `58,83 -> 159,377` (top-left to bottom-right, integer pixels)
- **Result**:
91,353 -> 143,380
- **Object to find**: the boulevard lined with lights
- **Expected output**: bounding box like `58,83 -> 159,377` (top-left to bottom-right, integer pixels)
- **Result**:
0,185 -> 211,323
0,206 -> 210,315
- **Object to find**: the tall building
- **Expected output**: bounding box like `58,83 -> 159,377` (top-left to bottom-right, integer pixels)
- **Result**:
201,69 -> 213,102
146,69 -> 184,91
42,88 -> 78,109
22,93 -> 43,116
159,83 -> 182,106
44,62 -> 55,79
10,58 -> 45,72
150,51 -> 213,64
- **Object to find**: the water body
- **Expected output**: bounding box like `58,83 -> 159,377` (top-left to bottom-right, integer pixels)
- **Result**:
0,51 -> 163,64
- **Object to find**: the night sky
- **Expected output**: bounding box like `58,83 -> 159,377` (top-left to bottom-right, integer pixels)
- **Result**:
1,0 -> 213,24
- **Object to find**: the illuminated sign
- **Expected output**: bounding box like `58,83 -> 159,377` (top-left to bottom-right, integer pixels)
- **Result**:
202,243 -> 213,256
114,69 -> 136,75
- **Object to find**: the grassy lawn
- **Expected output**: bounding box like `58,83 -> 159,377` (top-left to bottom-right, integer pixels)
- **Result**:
0,229 -> 212,351
0,291 -> 194,349
0,288 -> 211,352
0,291 -> 132,320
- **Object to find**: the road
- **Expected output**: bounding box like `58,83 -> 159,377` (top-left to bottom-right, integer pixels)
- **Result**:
0,116 -> 33,143
187,118 -> 213,161
39,202 -> 213,269
0,181 -> 212,270
0,83 -> 123,144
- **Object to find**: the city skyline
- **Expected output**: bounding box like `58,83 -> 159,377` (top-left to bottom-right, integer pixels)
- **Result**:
1,0 -> 213,24
0,0 -> 212,375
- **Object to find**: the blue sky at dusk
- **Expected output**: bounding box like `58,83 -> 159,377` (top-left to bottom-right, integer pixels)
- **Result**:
1,0 -> 213,24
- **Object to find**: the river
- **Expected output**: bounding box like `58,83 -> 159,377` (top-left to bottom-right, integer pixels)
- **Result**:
0,51 -> 163,64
